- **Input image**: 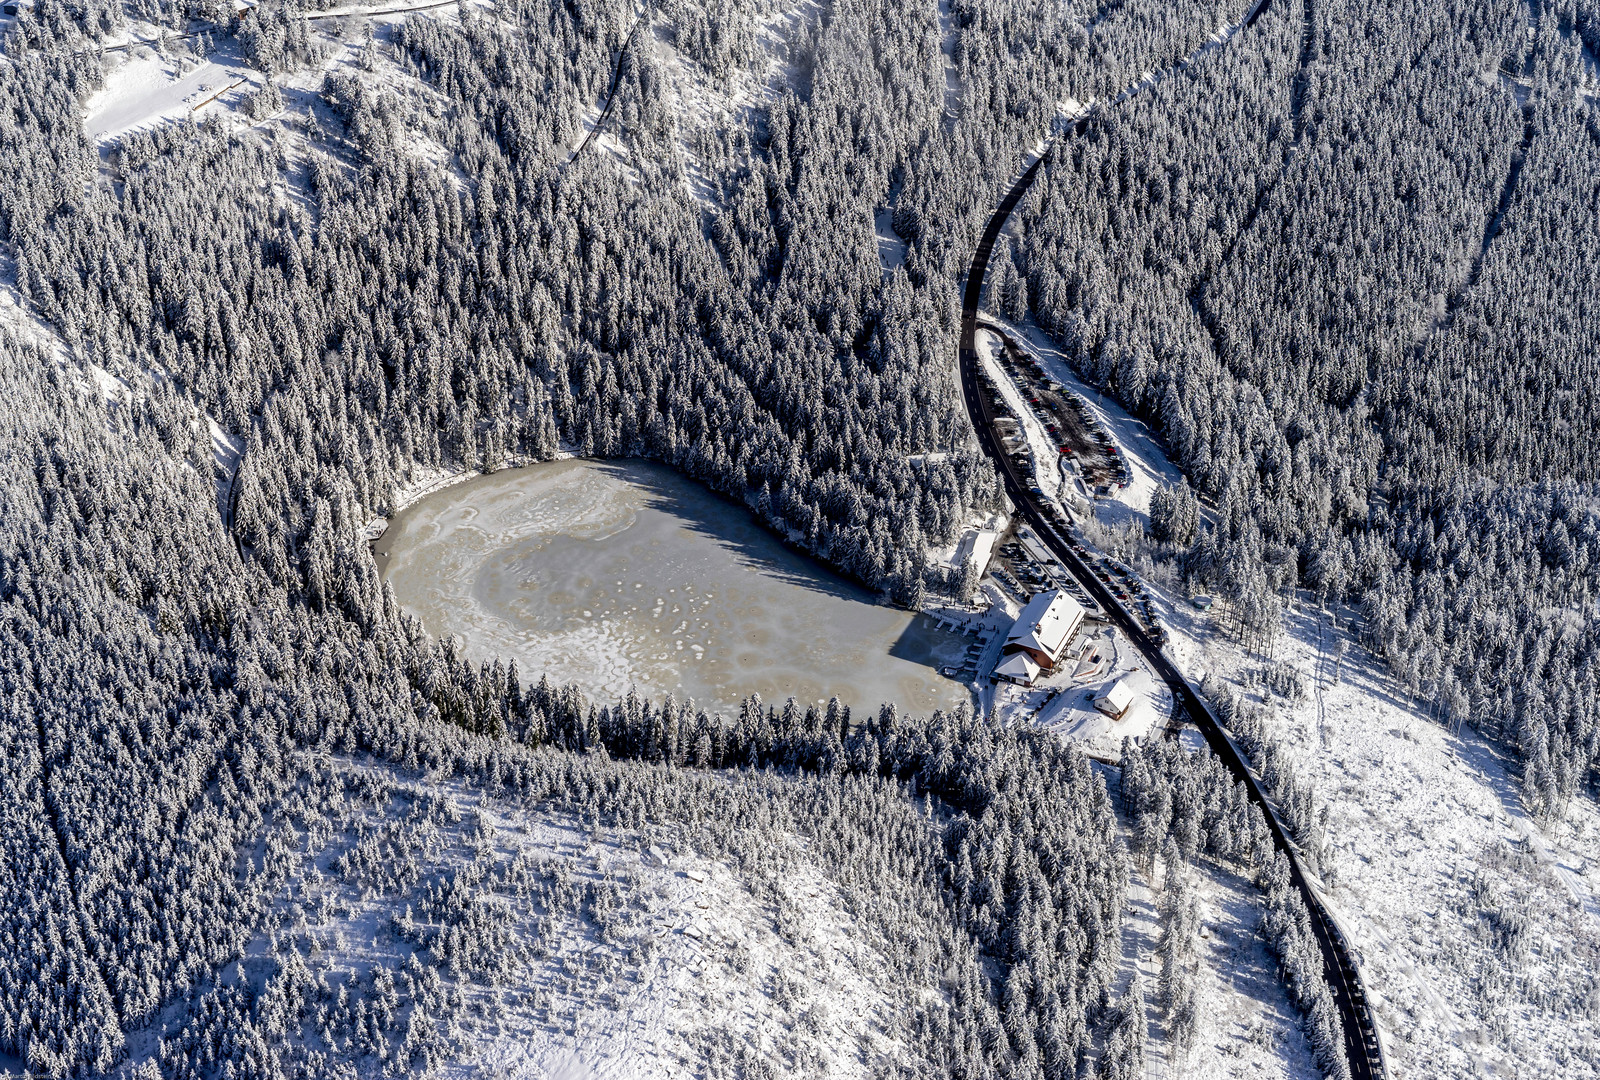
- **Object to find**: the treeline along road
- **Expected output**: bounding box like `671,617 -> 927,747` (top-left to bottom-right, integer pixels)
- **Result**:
954,19 -> 1387,1080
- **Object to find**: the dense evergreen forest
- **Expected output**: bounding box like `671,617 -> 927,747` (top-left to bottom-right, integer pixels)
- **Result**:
0,329 -> 1133,1075
1005,0 -> 1600,820
2,0 -> 1598,1071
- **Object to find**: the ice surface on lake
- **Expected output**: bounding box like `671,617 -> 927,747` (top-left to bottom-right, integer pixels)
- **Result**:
380,459 -> 972,716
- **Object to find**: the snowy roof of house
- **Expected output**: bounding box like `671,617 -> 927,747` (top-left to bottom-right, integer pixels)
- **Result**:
953,528 -> 999,574
995,652 -> 1041,683
1004,589 -> 1086,661
1095,677 -> 1138,717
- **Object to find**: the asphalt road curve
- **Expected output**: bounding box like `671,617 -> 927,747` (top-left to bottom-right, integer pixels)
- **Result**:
957,141 -> 1387,1080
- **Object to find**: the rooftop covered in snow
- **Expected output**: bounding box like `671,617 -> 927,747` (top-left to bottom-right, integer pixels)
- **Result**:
1003,589 -> 1086,669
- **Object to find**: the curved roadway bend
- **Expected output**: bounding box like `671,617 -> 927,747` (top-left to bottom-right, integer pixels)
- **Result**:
957,130 -> 1387,1080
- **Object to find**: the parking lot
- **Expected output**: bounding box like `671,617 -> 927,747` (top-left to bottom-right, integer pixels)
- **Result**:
981,321 -> 1131,495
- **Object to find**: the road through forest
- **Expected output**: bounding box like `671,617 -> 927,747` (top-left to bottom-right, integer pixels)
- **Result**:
953,3 -> 1386,1076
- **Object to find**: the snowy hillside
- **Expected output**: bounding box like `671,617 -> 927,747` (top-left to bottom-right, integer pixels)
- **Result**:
1162,594 -> 1600,1078
116,755 -> 929,1079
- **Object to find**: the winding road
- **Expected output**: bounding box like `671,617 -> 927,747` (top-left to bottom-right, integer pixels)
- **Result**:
955,24 -> 1385,1080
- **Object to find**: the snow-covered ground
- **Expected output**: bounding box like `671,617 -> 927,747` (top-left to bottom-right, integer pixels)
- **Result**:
1101,761 -> 1320,1080
86,47 -> 259,143
874,207 -> 908,272
417,778 -> 915,1078
82,0 -> 488,160
993,620 -> 1169,760
1157,590 -> 1600,1078
935,0 -> 963,128
1035,662 -> 1167,758
643,0 -> 823,203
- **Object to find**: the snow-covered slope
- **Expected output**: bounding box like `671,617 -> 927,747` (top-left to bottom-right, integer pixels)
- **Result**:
1108,833 -> 1321,1079
116,753 -> 935,1078
86,50 -> 259,143
1160,593 -> 1600,1078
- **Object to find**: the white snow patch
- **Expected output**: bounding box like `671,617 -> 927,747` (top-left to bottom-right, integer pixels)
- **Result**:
995,623 -> 1170,760
85,51 -> 258,143
935,0 -> 962,126
1158,592 -> 1600,1077
206,756 -> 926,1079
874,207 -> 907,272
641,0 -> 821,203
1036,663 -> 1166,759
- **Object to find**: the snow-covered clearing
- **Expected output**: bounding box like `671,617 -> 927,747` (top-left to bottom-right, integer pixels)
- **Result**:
1029,661 -> 1168,760
875,207 -> 907,272
644,0 -> 823,204
424,778 -> 912,1078
649,27 -> 720,202
1156,591 -> 1600,1078
210,418 -> 245,518
1453,733 -> 1600,933
86,49 -> 259,143
84,0 -> 488,169
1101,760 -> 1320,1080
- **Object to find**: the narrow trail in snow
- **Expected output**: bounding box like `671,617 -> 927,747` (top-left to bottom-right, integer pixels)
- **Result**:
565,10 -> 647,168
225,453 -> 247,557
1315,609 -> 1330,750
935,0 -> 962,129
1437,111 -> 1534,333
1190,0 -> 1316,359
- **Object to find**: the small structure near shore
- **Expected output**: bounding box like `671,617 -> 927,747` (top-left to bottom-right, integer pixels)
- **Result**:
995,651 -> 1042,685
952,526 -> 1000,578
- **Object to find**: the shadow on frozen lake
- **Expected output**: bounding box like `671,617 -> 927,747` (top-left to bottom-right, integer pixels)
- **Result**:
593,459 -> 866,605
375,458 -> 972,718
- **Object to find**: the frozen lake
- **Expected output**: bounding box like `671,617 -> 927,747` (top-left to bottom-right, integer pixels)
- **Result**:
376,459 -> 973,718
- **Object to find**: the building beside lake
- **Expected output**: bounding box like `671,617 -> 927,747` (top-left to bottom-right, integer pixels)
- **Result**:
953,526 -> 1000,578
996,589 -> 1086,685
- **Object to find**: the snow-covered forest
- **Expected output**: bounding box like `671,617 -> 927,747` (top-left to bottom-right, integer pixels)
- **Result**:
1004,0 -> 1600,822
3,0 -> 1600,1072
0,329 -> 1137,1077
